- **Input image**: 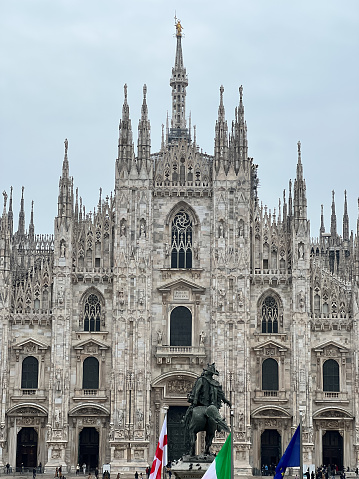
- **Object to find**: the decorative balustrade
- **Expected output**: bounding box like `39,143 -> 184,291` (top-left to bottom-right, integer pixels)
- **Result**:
315,391 -> 348,404
155,345 -> 206,365
73,388 -> 107,401
253,389 -> 288,403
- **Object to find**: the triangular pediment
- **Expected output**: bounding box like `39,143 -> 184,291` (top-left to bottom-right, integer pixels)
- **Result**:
74,338 -> 109,351
13,337 -> 49,351
158,277 -> 205,294
253,340 -> 288,353
314,340 -> 348,353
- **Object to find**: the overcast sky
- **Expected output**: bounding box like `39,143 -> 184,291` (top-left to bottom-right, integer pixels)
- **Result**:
1,0 -> 358,238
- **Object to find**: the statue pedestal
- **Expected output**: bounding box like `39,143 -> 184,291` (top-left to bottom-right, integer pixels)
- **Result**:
172,455 -> 215,479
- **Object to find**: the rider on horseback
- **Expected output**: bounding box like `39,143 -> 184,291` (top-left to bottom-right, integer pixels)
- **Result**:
183,363 -> 231,440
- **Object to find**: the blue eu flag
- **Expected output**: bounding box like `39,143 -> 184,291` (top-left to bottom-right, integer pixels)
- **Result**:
274,425 -> 300,479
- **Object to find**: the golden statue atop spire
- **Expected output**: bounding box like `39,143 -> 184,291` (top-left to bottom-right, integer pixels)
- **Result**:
175,15 -> 183,37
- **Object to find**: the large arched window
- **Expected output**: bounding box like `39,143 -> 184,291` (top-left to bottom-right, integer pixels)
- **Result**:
261,296 -> 279,333
84,294 -> 101,332
323,359 -> 339,392
171,210 -> 193,269
262,358 -> 278,391
21,356 -> 38,389
170,306 -> 192,346
83,357 -> 99,389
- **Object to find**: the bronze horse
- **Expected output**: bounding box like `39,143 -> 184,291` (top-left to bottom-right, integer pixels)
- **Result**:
187,404 -> 230,455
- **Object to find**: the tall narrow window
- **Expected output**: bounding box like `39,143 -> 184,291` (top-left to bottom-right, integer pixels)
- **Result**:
83,357 -> 99,389
21,356 -> 39,389
314,294 -> 320,316
171,210 -> 193,269
261,296 -> 279,333
84,294 -> 101,332
262,358 -> 278,391
170,306 -> 192,346
323,359 -> 339,392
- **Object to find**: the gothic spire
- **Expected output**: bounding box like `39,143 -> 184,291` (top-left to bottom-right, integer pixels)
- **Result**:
214,85 -> 228,173
18,186 -> 25,236
168,18 -> 189,143
57,138 -> 73,221
137,84 -> 151,173
29,200 -> 34,241
343,190 -> 349,241
8,186 -> 13,235
117,84 -> 134,174
330,190 -> 337,238
320,204 -> 325,236
293,141 -> 307,228
231,85 -> 248,172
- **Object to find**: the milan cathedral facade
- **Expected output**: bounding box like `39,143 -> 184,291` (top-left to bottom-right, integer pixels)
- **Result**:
1,23 -> 359,476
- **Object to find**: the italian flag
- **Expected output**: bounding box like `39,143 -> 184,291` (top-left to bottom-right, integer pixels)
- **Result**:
202,434 -> 231,479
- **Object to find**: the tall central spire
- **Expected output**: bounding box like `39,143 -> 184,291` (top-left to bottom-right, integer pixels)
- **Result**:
169,17 -> 189,143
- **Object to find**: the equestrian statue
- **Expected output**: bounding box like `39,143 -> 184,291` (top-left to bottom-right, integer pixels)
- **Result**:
183,363 -> 231,456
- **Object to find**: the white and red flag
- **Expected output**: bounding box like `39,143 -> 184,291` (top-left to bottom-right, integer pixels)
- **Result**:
149,414 -> 167,479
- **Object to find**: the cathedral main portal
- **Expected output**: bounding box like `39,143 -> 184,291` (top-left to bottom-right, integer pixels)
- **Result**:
167,406 -> 189,462
260,429 -> 281,472
16,427 -> 38,470
322,431 -> 343,470
79,428 -> 99,471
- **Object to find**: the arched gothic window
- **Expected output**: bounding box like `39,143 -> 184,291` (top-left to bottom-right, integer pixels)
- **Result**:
83,357 -> 99,389
171,210 -> 193,269
262,358 -> 278,391
170,306 -> 192,346
84,294 -> 101,332
261,296 -> 278,333
21,356 -> 38,389
323,359 -> 339,392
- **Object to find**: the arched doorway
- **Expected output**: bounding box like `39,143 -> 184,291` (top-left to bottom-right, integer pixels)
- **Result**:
323,431 -> 343,470
79,427 -> 99,471
16,427 -> 38,470
261,429 -> 281,474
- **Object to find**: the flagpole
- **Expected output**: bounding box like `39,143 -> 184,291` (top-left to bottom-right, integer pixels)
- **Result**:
229,372 -> 234,479
162,409 -> 168,479
299,412 -> 303,479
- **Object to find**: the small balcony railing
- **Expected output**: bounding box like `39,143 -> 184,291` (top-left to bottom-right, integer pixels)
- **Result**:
315,391 -> 348,403
73,388 -> 107,400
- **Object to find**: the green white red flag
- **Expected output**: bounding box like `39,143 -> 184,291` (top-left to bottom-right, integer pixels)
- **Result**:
201,434 -> 231,479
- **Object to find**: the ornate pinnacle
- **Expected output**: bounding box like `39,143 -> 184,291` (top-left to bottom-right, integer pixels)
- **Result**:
239,85 -> 243,101
143,84 -> 147,99
220,85 -> 224,104
124,84 -> 128,101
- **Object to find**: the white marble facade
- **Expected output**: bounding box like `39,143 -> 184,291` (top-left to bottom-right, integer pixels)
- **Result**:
0,23 -> 359,477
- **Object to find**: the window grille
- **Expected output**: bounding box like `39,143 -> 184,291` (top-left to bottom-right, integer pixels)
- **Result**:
323,359 -> 339,392
171,210 -> 193,268
83,357 -> 99,389
261,296 -> 278,333
21,356 -> 39,389
262,358 -> 278,391
84,294 -> 101,332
